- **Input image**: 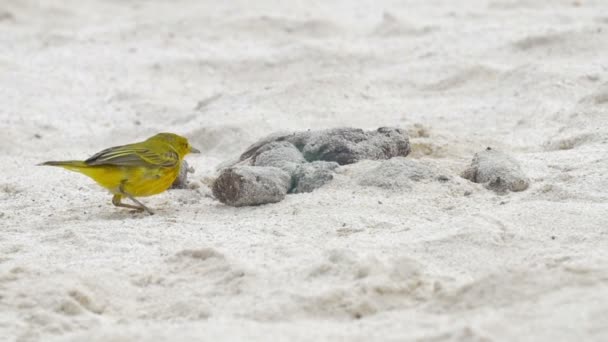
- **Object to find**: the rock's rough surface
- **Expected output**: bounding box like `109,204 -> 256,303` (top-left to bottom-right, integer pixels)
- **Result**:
237,131 -> 298,163
238,127 -> 410,165
292,161 -> 339,193
300,128 -> 368,164
461,147 -> 530,193
214,127 -> 411,206
252,141 -> 306,174
212,166 -> 292,206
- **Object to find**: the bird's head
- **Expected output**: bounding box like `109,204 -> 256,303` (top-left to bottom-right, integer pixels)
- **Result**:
149,133 -> 200,158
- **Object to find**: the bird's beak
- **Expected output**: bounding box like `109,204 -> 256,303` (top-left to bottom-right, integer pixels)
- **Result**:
190,146 -> 201,154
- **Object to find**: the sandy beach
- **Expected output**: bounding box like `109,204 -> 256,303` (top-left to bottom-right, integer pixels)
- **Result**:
1,0 -> 607,341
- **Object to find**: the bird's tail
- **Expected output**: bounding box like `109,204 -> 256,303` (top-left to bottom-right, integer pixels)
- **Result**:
39,160 -> 89,172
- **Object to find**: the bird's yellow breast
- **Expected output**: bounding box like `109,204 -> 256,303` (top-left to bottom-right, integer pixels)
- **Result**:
78,165 -> 179,197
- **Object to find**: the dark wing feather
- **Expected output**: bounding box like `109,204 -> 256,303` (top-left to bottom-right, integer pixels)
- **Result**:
85,144 -> 178,167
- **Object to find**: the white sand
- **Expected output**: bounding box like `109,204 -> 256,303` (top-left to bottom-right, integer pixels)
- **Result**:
1,0 -> 608,341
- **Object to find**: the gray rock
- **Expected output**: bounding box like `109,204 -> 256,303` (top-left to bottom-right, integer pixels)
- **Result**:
292,161 -> 339,193
300,128 -> 367,164
356,127 -> 413,162
215,127 -> 411,206
171,160 -> 194,189
252,141 -> 306,174
237,131 -> 297,163
461,147 -> 530,193
358,157 -> 435,190
301,127 -> 410,165
212,166 -> 292,206
237,127 -> 410,166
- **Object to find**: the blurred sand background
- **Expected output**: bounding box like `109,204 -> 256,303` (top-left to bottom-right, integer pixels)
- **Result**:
1,0 -> 607,341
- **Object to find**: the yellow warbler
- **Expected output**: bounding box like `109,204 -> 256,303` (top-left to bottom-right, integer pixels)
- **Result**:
40,133 -> 199,215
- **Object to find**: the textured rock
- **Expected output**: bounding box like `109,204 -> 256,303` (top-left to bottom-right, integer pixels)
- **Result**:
212,166 -> 292,206
237,131 -> 297,163
252,141 -> 306,174
300,128 -> 368,164
358,157 -> 435,190
238,127 -> 410,166
292,161 -> 339,193
214,127 -> 411,206
300,127 -> 410,164
461,147 -> 530,193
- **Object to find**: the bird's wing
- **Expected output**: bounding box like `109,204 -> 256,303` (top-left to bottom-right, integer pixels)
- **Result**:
85,144 -> 178,167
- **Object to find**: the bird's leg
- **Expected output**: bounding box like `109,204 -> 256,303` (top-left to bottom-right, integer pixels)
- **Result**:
122,192 -> 154,215
112,194 -> 148,213
114,182 -> 155,215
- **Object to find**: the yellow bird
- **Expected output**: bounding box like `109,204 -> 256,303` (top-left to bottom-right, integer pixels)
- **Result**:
40,133 -> 200,215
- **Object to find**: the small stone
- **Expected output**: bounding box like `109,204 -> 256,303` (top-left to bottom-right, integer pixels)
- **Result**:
292,161 -> 339,193
212,166 -> 291,206
252,141 -> 306,174
237,131 -> 302,163
461,148 -> 530,193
